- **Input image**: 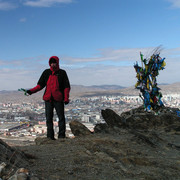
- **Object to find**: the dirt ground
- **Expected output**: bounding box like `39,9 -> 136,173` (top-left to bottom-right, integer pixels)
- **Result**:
17,128 -> 180,180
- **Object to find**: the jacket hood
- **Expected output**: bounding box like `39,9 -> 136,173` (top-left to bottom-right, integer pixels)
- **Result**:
49,56 -> 60,72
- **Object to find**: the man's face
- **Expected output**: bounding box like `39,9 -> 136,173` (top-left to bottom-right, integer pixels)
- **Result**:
50,62 -> 57,68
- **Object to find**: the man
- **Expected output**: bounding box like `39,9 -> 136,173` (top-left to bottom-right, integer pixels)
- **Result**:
27,56 -> 70,140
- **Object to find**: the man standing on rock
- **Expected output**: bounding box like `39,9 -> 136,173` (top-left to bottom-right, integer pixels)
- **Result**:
26,56 -> 70,140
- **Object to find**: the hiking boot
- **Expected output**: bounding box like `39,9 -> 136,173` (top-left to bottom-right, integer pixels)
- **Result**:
58,136 -> 65,139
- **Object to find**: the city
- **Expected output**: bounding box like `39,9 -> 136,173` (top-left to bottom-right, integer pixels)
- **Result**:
0,92 -> 180,145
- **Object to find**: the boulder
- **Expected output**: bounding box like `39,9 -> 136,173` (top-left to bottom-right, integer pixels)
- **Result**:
0,139 -> 28,179
94,123 -> 110,133
69,120 -> 92,136
0,162 -> 6,178
101,109 -> 123,127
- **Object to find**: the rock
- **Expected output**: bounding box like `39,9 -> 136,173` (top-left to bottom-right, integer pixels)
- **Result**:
8,173 -> 28,180
16,168 -> 29,175
0,162 -> 6,177
8,168 -> 40,180
101,109 -> 123,127
85,150 -> 92,155
116,106 -> 180,130
8,168 -> 29,180
68,170 -> 74,175
0,139 -> 28,179
99,106 -> 180,133
69,120 -> 92,136
94,123 -> 110,133
131,131 -> 158,147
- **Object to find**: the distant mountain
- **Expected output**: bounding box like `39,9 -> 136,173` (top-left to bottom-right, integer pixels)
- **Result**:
71,85 -> 125,95
0,90 -> 17,94
159,82 -> 180,94
159,83 -> 169,85
89,85 -> 125,90
0,85 -> 126,103
0,83 -> 180,103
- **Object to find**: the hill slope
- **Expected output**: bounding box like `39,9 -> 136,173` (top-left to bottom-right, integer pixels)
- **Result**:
1,106 -> 180,180
1,82 -> 180,103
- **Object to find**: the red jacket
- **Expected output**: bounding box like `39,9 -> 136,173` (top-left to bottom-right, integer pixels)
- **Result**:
29,56 -> 70,102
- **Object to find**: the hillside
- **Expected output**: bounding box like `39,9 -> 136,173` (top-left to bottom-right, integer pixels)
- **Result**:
0,85 -> 124,103
1,82 -> 180,103
0,106 -> 180,180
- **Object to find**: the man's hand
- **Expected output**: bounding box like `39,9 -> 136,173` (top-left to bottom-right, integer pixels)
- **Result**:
27,90 -> 32,95
18,88 -> 30,96
64,100 -> 69,105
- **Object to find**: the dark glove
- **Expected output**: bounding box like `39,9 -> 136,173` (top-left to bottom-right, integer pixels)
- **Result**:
27,90 -> 32,95
64,100 -> 69,105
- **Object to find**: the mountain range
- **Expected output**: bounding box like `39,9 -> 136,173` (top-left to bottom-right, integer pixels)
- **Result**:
0,82 -> 180,103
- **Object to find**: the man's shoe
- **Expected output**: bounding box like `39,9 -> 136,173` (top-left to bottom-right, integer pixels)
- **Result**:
58,136 -> 65,139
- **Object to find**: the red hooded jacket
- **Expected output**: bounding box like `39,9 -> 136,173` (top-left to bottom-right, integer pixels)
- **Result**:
29,56 -> 70,102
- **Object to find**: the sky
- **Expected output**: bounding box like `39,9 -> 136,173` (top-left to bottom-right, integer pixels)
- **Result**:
0,0 -> 180,90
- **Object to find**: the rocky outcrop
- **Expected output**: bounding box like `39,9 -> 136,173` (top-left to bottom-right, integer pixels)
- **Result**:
69,106 -> 180,140
94,106 -> 180,133
120,105 -> 180,130
0,140 -> 39,180
65,106 -> 180,179
0,139 -> 29,179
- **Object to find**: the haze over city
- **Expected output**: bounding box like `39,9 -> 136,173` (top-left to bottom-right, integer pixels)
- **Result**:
0,0 -> 180,90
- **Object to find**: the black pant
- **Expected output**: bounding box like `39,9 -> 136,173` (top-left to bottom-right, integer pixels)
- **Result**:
45,101 -> 65,139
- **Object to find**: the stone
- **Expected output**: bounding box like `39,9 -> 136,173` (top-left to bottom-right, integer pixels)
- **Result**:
101,109 -> 123,127
8,168 -> 40,180
8,173 -> 27,180
0,162 -> 6,177
85,150 -> 92,155
69,120 -> 92,136
119,106 -> 180,130
16,168 -> 29,175
94,123 -> 110,133
0,139 -> 28,179
8,168 -> 29,180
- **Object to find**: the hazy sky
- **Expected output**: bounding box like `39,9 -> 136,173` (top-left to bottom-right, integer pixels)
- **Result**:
0,0 -> 180,90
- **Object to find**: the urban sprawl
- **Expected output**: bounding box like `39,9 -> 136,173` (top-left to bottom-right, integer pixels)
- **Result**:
0,93 -> 180,144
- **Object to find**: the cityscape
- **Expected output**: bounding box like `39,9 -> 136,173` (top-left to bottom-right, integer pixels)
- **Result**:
0,89 -> 180,145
